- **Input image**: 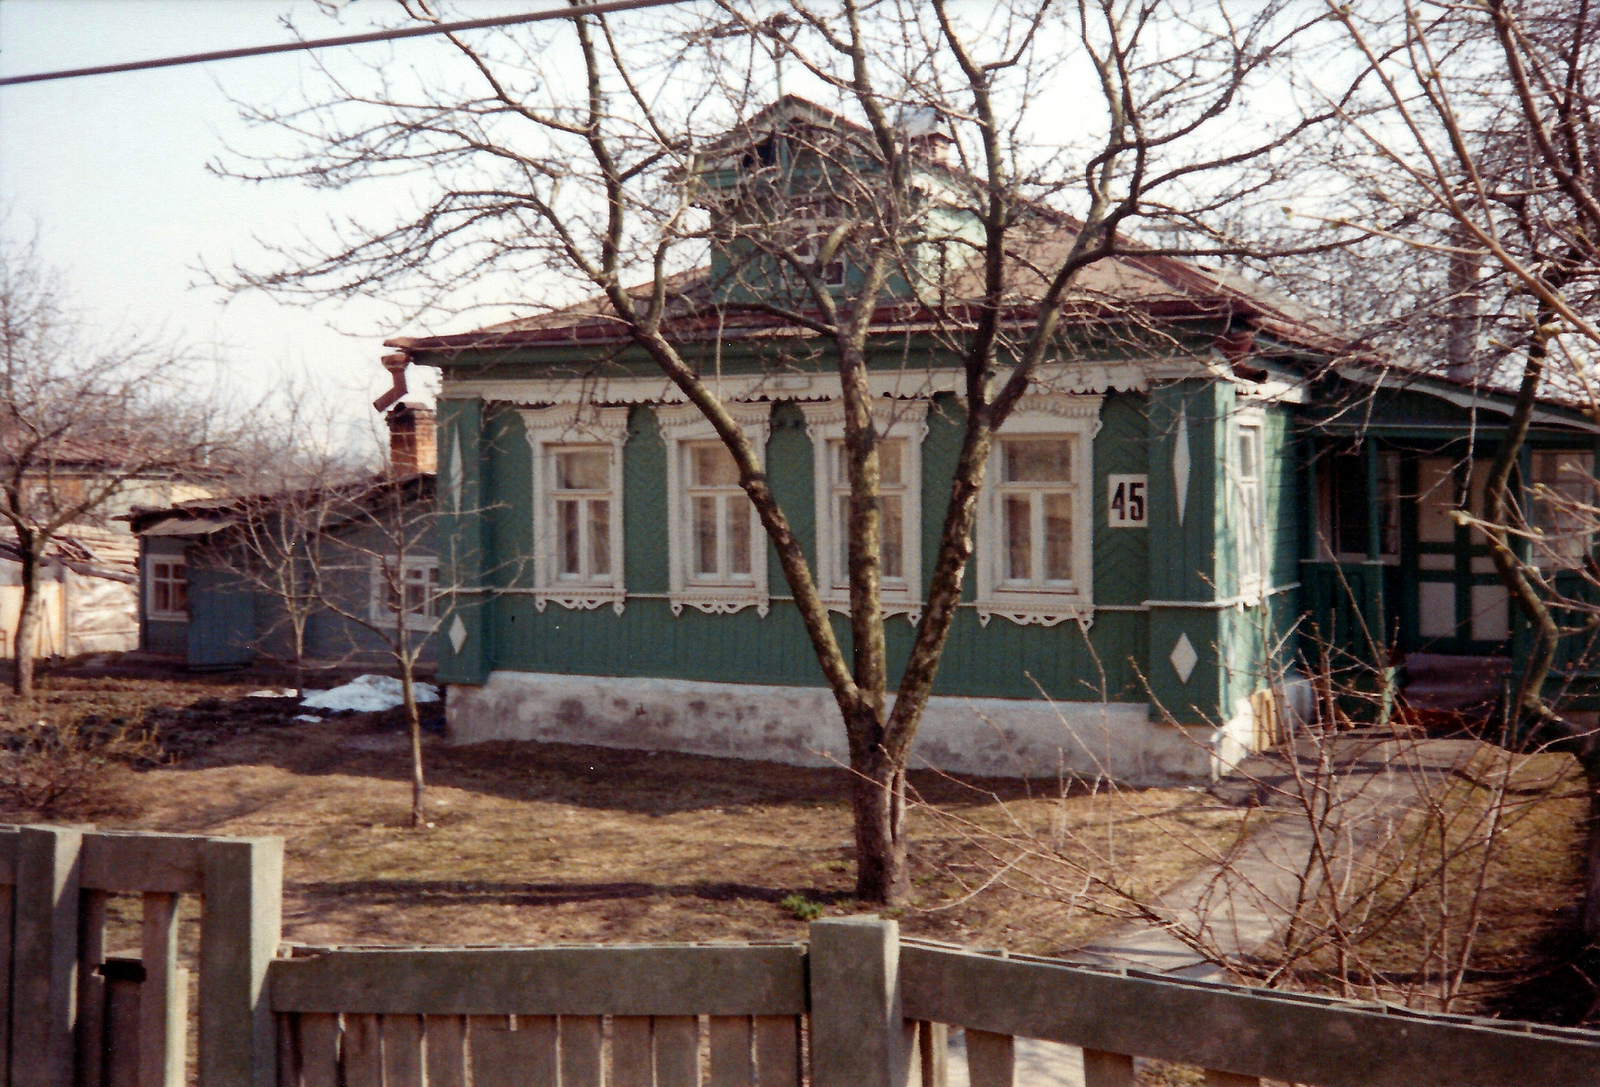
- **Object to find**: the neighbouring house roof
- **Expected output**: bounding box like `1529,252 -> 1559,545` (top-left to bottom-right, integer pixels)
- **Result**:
125,473 -> 436,539
0,524 -> 141,583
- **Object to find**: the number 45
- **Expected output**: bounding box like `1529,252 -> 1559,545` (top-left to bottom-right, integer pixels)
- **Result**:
1109,474 -> 1147,527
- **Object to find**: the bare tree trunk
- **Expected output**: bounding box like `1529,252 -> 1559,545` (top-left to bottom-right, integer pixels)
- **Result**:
850,739 -> 908,903
12,544 -> 40,698
402,660 -> 424,829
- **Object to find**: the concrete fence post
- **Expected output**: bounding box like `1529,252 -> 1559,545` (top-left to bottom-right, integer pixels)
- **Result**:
199,837 -> 284,1087
12,825 -> 84,1087
808,916 -> 914,1087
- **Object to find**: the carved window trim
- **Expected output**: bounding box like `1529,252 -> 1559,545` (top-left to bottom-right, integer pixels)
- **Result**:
800,399 -> 929,622
974,394 -> 1102,628
658,403 -> 773,617
520,404 -> 630,615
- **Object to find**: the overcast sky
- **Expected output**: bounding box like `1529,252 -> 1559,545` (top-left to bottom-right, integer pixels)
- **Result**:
0,0 -> 560,425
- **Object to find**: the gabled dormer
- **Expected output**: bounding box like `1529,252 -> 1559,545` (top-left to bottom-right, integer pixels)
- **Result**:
692,96 -> 979,308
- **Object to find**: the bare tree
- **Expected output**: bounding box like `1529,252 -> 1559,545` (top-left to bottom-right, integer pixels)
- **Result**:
219,0 -> 1367,902
0,236 -> 222,698
1304,0 -> 1600,935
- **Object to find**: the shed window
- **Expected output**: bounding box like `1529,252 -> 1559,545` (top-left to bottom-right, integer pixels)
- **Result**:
375,557 -> 440,629
147,559 -> 186,619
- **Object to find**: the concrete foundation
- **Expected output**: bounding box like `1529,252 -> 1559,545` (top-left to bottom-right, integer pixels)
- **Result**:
446,671 -> 1257,783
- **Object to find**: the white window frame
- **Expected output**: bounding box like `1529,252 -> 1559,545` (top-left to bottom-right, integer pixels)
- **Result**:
146,556 -> 187,620
370,555 -> 441,632
974,394 -> 1101,627
520,404 -> 630,614
1530,450 -> 1596,569
801,400 -> 927,620
1232,410 -> 1268,599
659,402 -> 771,616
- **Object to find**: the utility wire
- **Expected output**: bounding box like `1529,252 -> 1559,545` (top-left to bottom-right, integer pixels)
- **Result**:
0,0 -> 690,87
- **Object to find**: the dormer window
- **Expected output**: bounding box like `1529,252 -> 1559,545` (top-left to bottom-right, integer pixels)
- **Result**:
793,196 -> 846,286
742,136 -> 778,170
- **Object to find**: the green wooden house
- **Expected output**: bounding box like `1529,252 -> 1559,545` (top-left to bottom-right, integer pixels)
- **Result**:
388,98 -> 1600,782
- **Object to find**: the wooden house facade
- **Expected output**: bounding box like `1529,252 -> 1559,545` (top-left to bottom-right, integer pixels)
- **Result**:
390,99 -> 1600,782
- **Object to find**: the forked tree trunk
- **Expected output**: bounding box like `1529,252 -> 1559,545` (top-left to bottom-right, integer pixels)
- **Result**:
12,546 -> 41,698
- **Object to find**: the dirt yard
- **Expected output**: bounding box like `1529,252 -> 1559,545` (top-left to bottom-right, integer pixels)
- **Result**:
2,666 -> 1254,958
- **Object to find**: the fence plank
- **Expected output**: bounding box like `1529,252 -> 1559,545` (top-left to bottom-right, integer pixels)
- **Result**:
562,1015 -> 604,1087
755,1015 -> 802,1087
141,892 -> 186,1087
342,1013 -> 383,1087
1082,1049 -> 1135,1087
270,944 -> 806,1016
12,824 -> 84,1087
612,1016 -> 654,1087
297,1014 -> 340,1087
82,833 -> 207,894
275,1016 -> 299,1087
915,1022 -> 947,1087
382,1015 -> 424,1087
900,943 -> 1600,1087
1204,1073 -> 1259,1087
710,1016 -> 754,1087
201,837 -> 285,1087
76,889 -> 109,1087
654,1015 -> 700,1087
105,965 -> 143,1087
423,1016 -> 468,1087
808,918 -> 912,1087
965,1031 -> 1014,1087
470,1015 -> 556,1087
0,881 -> 12,1077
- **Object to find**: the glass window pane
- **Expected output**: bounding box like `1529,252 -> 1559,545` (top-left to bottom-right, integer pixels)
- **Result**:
558,500 -> 580,575
1004,495 -> 1032,580
589,499 -> 610,576
881,494 -> 903,579
880,440 -> 903,486
833,442 -> 849,486
729,499 -> 752,575
1004,439 -> 1072,483
836,493 -> 850,584
154,582 -> 170,613
691,442 -> 740,487
693,496 -> 718,575
1238,429 -> 1259,480
1044,493 -> 1073,581
173,580 -> 186,612
556,448 -> 610,490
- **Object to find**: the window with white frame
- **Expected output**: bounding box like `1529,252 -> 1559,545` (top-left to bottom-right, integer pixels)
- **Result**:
520,404 -> 629,614
373,556 -> 440,630
975,396 -> 1100,626
792,196 -> 846,286
659,403 -> 771,615
1530,451 -> 1595,568
147,558 -> 187,620
802,401 -> 926,617
1234,420 -> 1266,592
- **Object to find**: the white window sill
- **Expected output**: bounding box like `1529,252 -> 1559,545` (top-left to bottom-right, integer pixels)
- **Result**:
975,593 -> 1092,628
670,587 -> 769,617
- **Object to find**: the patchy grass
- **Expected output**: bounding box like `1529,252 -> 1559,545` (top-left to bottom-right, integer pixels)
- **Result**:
5,669 -> 1247,957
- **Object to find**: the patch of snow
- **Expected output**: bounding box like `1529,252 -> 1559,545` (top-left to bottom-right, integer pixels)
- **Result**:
248,688 -> 299,698
300,675 -> 440,714
293,714 -> 323,723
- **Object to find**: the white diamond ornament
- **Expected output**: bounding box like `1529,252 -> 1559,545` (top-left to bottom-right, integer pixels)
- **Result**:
448,614 -> 468,653
1170,633 -> 1198,684
1173,404 -> 1191,527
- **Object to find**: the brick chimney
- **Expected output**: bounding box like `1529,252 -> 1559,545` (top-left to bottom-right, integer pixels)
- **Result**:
386,402 -> 437,476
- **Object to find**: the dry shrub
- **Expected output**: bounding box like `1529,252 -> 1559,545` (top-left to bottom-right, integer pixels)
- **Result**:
0,713 -> 164,817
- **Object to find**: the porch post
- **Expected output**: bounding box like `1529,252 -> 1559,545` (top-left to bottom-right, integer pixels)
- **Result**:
1361,437 -> 1387,660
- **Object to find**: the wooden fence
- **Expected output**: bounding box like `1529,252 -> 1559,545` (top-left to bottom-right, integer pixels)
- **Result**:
5,824 -> 1600,1087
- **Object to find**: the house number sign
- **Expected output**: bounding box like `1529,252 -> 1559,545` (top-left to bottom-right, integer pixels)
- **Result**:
1108,474 -> 1148,527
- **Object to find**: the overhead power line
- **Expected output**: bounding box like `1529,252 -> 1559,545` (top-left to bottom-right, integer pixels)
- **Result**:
0,0 -> 689,88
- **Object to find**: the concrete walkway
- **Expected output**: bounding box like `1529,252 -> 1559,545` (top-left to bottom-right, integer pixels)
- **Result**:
940,734 -> 1481,1084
